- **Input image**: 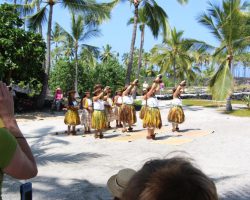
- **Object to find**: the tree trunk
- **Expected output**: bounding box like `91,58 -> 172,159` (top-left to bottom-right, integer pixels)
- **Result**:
36,3 -> 53,108
74,44 -> 79,96
226,56 -> 233,112
36,1 -> 43,35
136,25 -> 144,80
6,70 -> 12,85
125,3 -> 139,85
133,25 -> 144,99
173,59 -> 176,87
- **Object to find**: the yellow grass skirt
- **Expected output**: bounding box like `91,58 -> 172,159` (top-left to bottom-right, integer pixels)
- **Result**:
168,106 -> 185,124
92,110 -> 107,130
64,109 -> 80,126
120,104 -> 136,124
143,107 -> 162,129
139,105 -> 147,120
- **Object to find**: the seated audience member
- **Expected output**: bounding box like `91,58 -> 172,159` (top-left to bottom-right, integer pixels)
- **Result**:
0,82 -> 37,199
122,157 -> 218,200
107,168 -> 136,200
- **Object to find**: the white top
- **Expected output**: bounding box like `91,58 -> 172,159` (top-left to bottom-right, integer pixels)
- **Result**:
117,96 -> 123,104
106,98 -> 113,107
172,98 -> 182,106
93,99 -> 105,110
147,97 -> 158,108
123,95 -> 133,105
87,99 -> 92,107
142,100 -> 146,106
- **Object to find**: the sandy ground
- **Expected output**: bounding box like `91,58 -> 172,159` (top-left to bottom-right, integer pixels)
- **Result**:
2,100 -> 250,200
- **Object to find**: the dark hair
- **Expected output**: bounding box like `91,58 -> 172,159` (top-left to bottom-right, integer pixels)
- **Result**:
122,157 -> 218,200
172,87 -> 177,94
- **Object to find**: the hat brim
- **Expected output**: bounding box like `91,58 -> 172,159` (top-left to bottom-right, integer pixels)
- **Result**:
107,175 -> 124,199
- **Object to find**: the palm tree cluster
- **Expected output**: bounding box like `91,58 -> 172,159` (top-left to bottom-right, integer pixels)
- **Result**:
4,0 -> 250,112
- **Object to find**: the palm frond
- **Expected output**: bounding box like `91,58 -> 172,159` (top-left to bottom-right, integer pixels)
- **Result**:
177,0 -> 188,5
16,0 -> 38,17
27,5 -> 48,31
80,28 -> 101,41
197,12 -> 223,41
209,60 -> 233,101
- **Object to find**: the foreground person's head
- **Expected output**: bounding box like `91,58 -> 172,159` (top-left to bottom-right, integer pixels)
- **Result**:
107,168 -> 136,200
122,157 -> 218,200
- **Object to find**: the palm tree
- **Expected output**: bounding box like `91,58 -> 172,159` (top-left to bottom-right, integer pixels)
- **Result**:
56,13 -> 101,94
51,23 -> 66,64
80,47 -> 99,69
124,0 -> 188,85
198,0 -> 250,111
127,3 -> 169,80
100,44 -> 116,62
25,0 -> 115,106
150,28 -> 195,86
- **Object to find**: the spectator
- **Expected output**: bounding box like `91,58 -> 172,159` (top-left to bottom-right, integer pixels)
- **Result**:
0,82 -> 37,199
122,157 -> 218,200
107,168 -> 136,200
54,87 -> 63,111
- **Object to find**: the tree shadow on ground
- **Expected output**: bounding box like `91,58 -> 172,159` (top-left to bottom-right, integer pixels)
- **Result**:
30,134 -> 107,167
3,176 -> 112,200
220,186 -> 250,200
16,111 -> 65,120
212,175 -> 250,200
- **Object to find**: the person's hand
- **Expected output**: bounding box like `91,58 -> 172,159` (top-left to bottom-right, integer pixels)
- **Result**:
0,82 -> 15,123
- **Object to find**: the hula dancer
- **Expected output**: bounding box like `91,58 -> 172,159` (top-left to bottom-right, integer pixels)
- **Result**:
92,84 -> 107,139
139,89 -> 147,120
64,90 -> 80,135
114,89 -> 123,127
104,86 -> 115,128
143,75 -> 162,140
168,80 -> 186,132
120,79 -> 138,132
81,91 -> 93,134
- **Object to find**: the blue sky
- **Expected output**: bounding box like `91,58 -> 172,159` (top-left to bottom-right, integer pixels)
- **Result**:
51,0 -> 219,55
0,0 -> 221,53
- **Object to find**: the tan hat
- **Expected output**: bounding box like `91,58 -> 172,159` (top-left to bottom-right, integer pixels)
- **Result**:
107,168 -> 136,198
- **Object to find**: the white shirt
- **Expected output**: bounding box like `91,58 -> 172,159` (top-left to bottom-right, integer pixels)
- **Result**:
172,98 -> 182,106
93,99 -> 105,110
147,97 -> 158,108
123,95 -> 133,105
117,96 -> 123,104
142,100 -> 146,106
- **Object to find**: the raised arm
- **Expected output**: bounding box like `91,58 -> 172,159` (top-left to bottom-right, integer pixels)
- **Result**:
93,91 -> 104,102
144,75 -> 162,100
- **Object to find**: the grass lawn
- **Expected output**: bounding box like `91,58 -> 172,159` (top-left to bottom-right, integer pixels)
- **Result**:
182,99 -> 223,107
224,109 -> 250,117
182,99 -> 250,117
182,99 -> 246,107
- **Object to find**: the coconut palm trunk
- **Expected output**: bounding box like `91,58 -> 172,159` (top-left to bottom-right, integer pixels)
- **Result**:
136,24 -> 145,80
133,24 -> 144,99
226,55 -> 233,111
125,3 -> 139,85
37,3 -> 53,108
36,1 -> 43,35
173,58 -> 176,86
74,44 -> 79,94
